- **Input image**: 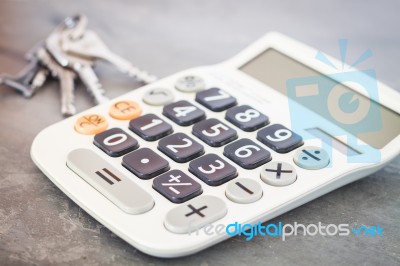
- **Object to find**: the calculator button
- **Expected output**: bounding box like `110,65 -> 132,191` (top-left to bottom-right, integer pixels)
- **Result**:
163,100 -> 206,126
164,195 -> 227,234
94,128 -> 139,157
223,138 -> 271,169
293,146 -> 330,169
257,124 -> 303,153
192,118 -> 238,147
74,114 -> 108,135
66,149 -> 154,214
189,154 -> 237,186
129,114 -> 173,141
260,161 -> 297,186
143,88 -> 174,106
109,100 -> 142,120
122,148 -> 170,179
153,170 -> 202,203
158,133 -> 204,163
175,75 -> 205,93
195,88 -> 237,111
225,105 -> 269,131
225,178 -> 263,204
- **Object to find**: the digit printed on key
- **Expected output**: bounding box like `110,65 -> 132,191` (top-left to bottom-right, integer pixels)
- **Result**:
225,105 -> 269,131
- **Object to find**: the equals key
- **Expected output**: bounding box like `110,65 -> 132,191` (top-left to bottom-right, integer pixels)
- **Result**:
66,148 -> 154,214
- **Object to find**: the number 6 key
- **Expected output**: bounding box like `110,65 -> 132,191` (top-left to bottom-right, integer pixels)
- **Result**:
224,138 -> 271,169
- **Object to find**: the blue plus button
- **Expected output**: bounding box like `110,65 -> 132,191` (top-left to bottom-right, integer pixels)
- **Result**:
293,146 -> 330,169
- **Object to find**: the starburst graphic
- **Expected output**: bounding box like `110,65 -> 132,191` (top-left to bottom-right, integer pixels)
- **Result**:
315,39 -> 373,70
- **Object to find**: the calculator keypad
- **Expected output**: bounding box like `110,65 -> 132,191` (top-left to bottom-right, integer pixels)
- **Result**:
153,170 -> 202,203
129,113 -> 173,141
158,133 -> 205,163
122,148 -> 170,179
189,154 -> 237,186
195,88 -> 237,111
68,73 -> 313,237
192,118 -> 238,147
94,128 -> 139,157
257,124 -> 303,153
163,100 -> 206,126
225,105 -> 269,131
223,138 -> 271,169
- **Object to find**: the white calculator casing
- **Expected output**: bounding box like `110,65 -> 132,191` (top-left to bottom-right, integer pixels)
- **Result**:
31,32 -> 400,257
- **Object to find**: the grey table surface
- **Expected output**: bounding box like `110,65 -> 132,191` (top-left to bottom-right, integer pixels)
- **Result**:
0,0 -> 399,265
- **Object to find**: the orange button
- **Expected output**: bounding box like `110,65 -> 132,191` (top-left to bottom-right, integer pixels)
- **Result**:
109,100 -> 142,120
75,114 -> 108,135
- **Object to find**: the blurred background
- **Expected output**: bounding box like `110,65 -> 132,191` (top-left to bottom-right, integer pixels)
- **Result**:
0,1 -> 399,265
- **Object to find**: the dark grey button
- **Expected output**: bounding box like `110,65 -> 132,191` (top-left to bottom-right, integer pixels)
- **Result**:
195,88 -> 237,111
189,154 -> 237,186
153,170 -> 202,203
93,128 -> 139,157
260,161 -> 297,186
66,149 -> 154,214
257,124 -> 303,153
143,88 -> 174,106
225,178 -> 263,204
129,113 -> 173,141
225,105 -> 269,131
122,148 -> 170,179
158,133 -> 204,163
223,138 -> 271,169
164,195 -> 227,234
175,75 -> 205,93
163,100 -> 206,126
192,118 -> 237,147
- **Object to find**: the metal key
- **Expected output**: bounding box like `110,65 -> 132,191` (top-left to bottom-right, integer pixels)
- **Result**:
46,14 -> 88,68
45,15 -> 108,104
72,58 -> 109,104
61,30 -> 157,83
31,68 -> 49,88
63,14 -> 88,41
0,57 -> 45,97
36,48 -> 77,116
49,43 -> 109,105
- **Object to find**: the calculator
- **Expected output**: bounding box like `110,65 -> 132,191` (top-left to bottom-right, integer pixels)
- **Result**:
31,32 -> 400,257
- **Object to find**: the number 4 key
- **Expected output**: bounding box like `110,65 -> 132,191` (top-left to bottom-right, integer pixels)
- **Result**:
163,100 -> 206,126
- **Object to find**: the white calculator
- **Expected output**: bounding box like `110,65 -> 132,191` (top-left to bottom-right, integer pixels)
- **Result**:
31,32 -> 400,257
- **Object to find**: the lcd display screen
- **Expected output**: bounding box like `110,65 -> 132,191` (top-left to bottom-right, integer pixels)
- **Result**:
239,49 -> 400,149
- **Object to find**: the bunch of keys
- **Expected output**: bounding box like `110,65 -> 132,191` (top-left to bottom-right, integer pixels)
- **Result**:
0,14 -> 157,116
